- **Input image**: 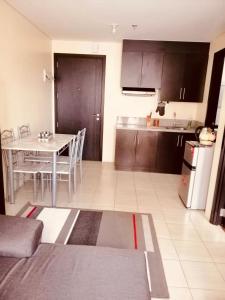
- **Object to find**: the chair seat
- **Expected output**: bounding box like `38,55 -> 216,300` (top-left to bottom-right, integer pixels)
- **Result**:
40,164 -> 70,175
13,163 -> 43,174
57,156 -> 69,164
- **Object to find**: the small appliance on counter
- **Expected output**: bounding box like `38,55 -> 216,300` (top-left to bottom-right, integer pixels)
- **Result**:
178,141 -> 214,209
195,126 -> 216,145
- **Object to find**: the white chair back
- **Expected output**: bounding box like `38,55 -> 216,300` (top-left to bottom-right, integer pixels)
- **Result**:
1,129 -> 15,145
69,132 -> 81,169
18,124 -> 31,139
77,128 -> 86,162
1,129 -> 17,167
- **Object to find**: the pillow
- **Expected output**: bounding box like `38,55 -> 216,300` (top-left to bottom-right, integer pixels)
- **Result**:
0,214 -> 43,258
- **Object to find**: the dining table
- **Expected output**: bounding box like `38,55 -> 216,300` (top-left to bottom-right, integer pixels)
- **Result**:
2,133 -> 74,207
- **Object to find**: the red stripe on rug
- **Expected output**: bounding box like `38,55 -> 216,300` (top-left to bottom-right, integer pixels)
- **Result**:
26,207 -> 37,218
132,214 -> 138,249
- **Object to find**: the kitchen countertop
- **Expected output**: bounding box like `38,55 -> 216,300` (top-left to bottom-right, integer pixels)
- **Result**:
116,116 -> 200,134
116,124 -> 196,133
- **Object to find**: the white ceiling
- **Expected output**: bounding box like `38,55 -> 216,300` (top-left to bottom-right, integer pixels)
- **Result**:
6,0 -> 225,42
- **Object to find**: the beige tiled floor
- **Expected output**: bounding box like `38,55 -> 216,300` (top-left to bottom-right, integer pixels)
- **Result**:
5,161 -> 225,300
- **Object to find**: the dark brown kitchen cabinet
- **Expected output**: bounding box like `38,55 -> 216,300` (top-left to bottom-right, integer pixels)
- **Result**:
115,129 -> 196,174
121,39 -> 209,102
115,130 -> 158,171
135,131 -> 158,171
121,52 -> 142,88
160,53 -> 185,101
156,132 -> 180,174
160,52 -> 209,103
141,52 -> 163,88
121,51 -> 163,89
156,132 -> 196,174
183,54 -> 209,101
115,129 -> 137,170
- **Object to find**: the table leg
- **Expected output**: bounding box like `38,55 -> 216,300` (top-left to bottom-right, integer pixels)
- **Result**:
52,152 -> 57,207
8,150 -> 15,204
69,140 -> 72,157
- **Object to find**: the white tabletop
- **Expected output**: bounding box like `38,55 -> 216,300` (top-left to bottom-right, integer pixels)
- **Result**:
2,134 -> 75,152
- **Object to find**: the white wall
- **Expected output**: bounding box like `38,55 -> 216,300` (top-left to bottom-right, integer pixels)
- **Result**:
203,32 -> 225,219
0,1 -> 52,134
52,40 -> 202,162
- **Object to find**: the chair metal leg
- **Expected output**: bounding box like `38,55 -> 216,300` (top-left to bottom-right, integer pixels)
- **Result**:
68,174 -> 72,201
79,160 -> 83,183
7,169 -> 11,202
49,174 -> 52,192
41,173 -> 44,202
73,167 -> 77,193
33,173 -> 37,202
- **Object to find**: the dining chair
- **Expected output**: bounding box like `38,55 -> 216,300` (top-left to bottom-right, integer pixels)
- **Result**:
1,129 -> 17,201
18,124 -> 51,163
56,128 -> 86,181
12,160 -> 42,201
1,128 -> 42,202
40,133 -> 80,201
17,124 -> 31,139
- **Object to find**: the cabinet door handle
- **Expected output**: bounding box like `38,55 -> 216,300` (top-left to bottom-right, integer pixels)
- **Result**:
183,88 -> 186,100
180,135 -> 183,147
177,135 -> 180,147
179,88 -> 182,100
134,135 -> 137,145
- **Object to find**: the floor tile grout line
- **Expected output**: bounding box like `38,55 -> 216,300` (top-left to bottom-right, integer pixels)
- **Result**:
167,238 -> 193,296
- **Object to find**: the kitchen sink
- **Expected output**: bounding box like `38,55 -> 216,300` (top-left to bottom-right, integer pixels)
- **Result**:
164,126 -> 187,130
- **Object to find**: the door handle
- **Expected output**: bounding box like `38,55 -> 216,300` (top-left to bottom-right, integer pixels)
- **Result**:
177,135 -> 180,147
180,135 -> 183,147
183,88 -> 186,100
134,135 -> 137,145
92,113 -> 100,117
179,88 -> 182,100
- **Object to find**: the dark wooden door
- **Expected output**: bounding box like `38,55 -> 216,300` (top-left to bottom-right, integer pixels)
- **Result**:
54,54 -> 105,161
121,52 -> 142,87
183,54 -> 208,102
205,49 -> 225,128
0,134 -> 5,215
141,52 -> 163,88
135,131 -> 158,171
115,130 -> 137,170
156,132 -> 180,174
160,53 -> 185,101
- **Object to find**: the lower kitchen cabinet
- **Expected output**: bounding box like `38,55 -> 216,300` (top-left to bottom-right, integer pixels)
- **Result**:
156,132 -> 196,174
115,129 -> 157,171
115,129 -> 137,170
156,132 -> 180,174
135,131 -> 158,171
115,129 -> 196,174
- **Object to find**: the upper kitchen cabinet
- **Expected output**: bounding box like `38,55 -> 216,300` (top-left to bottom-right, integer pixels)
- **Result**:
121,40 -> 164,89
160,53 -> 185,101
141,52 -> 164,88
160,42 -> 210,102
121,52 -> 142,88
121,40 -> 209,102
